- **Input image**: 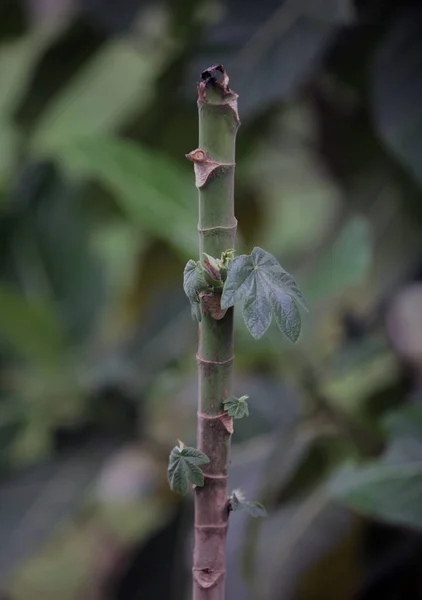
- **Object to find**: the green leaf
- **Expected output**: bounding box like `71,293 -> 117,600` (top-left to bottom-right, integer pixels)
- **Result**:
329,426 -> 422,529
223,395 -> 249,419
304,216 -> 372,302
220,249 -> 236,270
275,432 -> 353,504
371,6 -> 422,187
231,489 -> 267,518
0,162 -> 105,347
31,38 -> 168,150
0,30 -> 60,121
242,501 -> 267,519
168,444 -> 210,496
183,260 -> 199,303
329,460 -> 422,530
0,284 -> 64,366
45,135 -> 197,257
29,168 -> 106,345
382,404 -> 422,439
183,260 -> 207,321
221,247 -> 307,341
0,29 -> 60,178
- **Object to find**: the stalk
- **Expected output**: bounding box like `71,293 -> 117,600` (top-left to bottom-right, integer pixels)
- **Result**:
186,65 -> 239,599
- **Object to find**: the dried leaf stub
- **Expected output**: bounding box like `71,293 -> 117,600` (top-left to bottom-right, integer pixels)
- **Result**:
198,64 -> 239,122
186,147 -> 224,188
199,291 -> 227,320
220,412 -> 234,434
186,148 -> 208,163
193,569 -> 224,589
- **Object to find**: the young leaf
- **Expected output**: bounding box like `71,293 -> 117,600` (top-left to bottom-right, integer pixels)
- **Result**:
221,247 -> 307,341
242,501 -> 268,519
223,395 -> 249,419
168,444 -> 210,496
231,489 -> 267,518
183,260 -> 200,302
202,253 -> 221,278
183,260 -> 206,321
219,248 -> 236,278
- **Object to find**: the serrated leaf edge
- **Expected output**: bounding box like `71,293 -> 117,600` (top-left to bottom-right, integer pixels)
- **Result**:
221,247 -> 308,341
230,489 -> 267,518
168,444 -> 210,496
223,395 -> 250,419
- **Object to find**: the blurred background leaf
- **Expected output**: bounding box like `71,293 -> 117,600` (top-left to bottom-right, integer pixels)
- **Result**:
0,1 -> 422,600
49,135 -> 197,257
303,215 -> 372,303
371,6 -> 422,188
329,405 -> 422,530
0,284 -> 63,365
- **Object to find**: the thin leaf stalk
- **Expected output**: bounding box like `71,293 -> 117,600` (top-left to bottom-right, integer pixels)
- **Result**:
186,65 -> 239,599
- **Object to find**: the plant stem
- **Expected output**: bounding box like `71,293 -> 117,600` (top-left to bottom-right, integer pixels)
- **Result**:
186,65 -> 239,599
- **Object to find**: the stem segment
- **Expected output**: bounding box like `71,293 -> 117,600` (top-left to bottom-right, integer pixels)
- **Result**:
186,65 -> 239,599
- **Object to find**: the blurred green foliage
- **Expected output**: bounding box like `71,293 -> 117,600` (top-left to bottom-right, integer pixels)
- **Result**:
0,1 -> 422,600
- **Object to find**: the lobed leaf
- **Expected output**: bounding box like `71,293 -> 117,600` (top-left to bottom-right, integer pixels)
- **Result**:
168,444 -> 210,496
223,395 -> 250,419
221,247 -> 307,341
271,286 -> 301,344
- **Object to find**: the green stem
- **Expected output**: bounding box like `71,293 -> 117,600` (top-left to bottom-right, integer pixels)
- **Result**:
186,65 -> 239,599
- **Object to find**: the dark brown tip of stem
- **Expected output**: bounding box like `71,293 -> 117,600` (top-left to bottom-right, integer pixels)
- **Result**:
198,65 -> 240,122
201,64 -> 229,89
